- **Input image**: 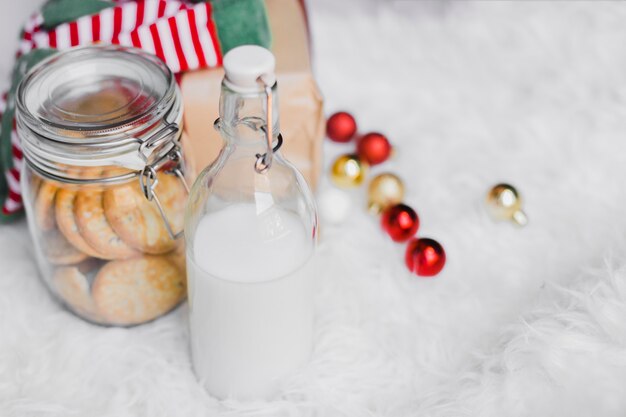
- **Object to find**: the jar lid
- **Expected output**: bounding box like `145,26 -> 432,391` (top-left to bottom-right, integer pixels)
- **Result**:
18,45 -> 176,141
17,45 -> 182,174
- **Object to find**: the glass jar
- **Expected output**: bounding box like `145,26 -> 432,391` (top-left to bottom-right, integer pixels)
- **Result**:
17,45 -> 188,326
184,46 -> 318,400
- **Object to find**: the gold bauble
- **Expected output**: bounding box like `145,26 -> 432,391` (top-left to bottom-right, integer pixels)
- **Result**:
486,183 -> 528,226
330,154 -> 368,188
367,173 -> 404,215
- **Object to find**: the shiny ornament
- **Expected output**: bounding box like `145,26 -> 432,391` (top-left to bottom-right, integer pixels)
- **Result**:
357,132 -> 392,165
326,111 -> 358,143
367,173 -> 405,215
318,187 -> 352,225
405,238 -> 446,277
381,203 -> 419,242
486,183 -> 528,227
330,154 -> 368,188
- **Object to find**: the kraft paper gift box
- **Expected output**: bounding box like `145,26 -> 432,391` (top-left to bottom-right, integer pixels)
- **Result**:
181,0 -> 325,189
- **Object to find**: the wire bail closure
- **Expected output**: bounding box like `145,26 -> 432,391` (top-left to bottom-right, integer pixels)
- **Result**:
254,76 -> 276,174
139,146 -> 190,240
212,76 -> 283,174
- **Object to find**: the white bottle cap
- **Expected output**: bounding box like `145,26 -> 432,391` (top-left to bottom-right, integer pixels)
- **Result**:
223,45 -> 276,93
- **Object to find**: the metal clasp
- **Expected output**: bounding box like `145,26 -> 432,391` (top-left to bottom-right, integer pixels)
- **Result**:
254,76 -> 276,174
139,146 -> 190,240
139,123 -> 180,161
213,86 -> 284,174
256,132 -> 283,170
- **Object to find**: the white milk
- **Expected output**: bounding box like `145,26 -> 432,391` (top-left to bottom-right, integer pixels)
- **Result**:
187,203 -> 314,400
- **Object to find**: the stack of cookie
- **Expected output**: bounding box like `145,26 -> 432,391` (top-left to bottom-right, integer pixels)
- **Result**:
29,170 -> 187,326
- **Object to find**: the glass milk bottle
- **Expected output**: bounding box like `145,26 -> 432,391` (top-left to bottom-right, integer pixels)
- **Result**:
184,45 -> 318,400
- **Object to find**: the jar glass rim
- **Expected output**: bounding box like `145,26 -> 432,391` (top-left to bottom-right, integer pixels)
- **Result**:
16,44 -> 177,143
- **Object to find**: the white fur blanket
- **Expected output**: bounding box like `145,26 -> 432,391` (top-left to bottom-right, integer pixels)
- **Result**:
3,1 -> 626,415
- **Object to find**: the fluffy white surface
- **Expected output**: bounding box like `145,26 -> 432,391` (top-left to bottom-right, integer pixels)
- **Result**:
3,0 -> 626,415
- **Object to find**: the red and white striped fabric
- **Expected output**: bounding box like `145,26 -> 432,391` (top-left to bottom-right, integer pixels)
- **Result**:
2,115 -> 24,216
0,0 -> 223,217
18,0 -> 221,71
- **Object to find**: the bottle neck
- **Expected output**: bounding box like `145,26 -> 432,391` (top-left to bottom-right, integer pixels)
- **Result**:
218,82 -> 280,148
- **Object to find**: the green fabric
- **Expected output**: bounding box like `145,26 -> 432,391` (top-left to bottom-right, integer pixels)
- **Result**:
0,166 -> 5,212
42,0 -> 115,28
0,49 -> 57,223
210,0 -> 271,53
0,205 -> 24,223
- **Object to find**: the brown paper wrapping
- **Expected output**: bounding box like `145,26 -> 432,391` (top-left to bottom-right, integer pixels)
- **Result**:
181,0 -> 324,189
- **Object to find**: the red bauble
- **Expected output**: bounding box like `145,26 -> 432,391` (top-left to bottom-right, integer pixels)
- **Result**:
357,132 -> 392,165
326,111 -> 358,143
381,203 -> 419,242
405,238 -> 446,277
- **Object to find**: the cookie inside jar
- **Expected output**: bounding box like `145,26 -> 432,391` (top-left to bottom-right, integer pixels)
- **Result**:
17,45 -> 187,326
26,166 -> 188,326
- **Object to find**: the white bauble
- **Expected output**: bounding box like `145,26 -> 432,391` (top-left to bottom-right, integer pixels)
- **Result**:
317,187 -> 352,225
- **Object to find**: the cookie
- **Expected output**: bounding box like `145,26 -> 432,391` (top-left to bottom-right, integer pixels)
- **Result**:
103,173 -> 185,254
92,256 -> 185,325
52,260 -> 101,320
62,85 -> 137,120
74,190 -> 138,260
167,241 -> 187,276
43,228 -> 89,265
29,174 -> 43,201
156,174 -> 187,233
56,188 -> 110,259
34,181 -> 58,232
